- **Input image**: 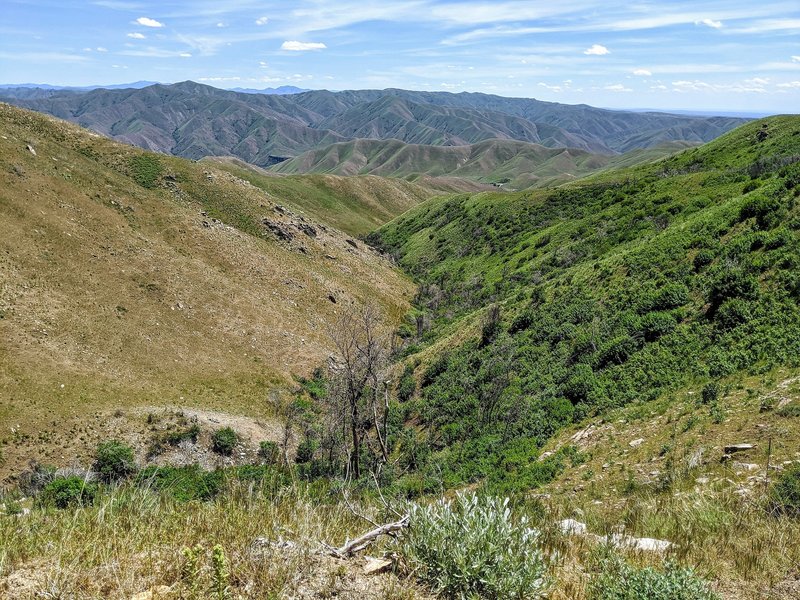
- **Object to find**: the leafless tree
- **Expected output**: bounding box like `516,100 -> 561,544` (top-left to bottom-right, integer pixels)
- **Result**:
326,303 -> 391,479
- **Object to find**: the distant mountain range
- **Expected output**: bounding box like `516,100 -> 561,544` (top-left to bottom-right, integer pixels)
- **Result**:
0,81 -> 748,186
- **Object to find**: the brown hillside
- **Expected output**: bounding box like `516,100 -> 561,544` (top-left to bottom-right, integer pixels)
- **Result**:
0,104 -> 414,476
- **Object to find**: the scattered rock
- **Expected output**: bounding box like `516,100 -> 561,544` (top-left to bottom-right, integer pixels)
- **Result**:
328,294 -> 337,304
732,462 -> 760,473
262,219 -> 293,242
559,519 -> 588,536
629,438 -> 645,448
724,443 -> 754,454
346,239 -> 359,249
26,144 -> 36,156
296,223 -> 317,238
363,557 -> 393,576
130,586 -> 171,600
608,534 -> 673,553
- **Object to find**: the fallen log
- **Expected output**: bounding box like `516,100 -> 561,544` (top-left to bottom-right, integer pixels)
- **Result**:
326,514 -> 410,558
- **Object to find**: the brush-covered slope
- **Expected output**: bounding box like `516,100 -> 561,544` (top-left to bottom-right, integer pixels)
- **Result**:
270,137 -> 690,190
368,116 -> 800,493
0,103 -> 414,474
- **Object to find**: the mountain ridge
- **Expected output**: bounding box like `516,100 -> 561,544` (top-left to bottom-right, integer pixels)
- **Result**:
0,81 -> 748,173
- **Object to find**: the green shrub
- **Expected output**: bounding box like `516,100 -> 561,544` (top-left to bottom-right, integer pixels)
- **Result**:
397,364 -> 417,402
138,465 -> 224,502
258,441 -> 279,464
588,551 -> 718,599
295,438 -> 317,464
776,403 -> 800,417
769,464 -> 800,517
130,154 -> 163,188
163,424 -> 201,446
39,477 -> 98,509
640,311 -> 676,341
701,382 -> 720,405
94,439 -> 137,482
211,427 -> 238,456
400,493 -> 549,598
714,299 -> 752,331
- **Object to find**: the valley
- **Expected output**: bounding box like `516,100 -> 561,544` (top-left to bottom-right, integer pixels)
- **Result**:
1,89 -> 799,599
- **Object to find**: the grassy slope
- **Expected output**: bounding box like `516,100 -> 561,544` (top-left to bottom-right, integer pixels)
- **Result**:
200,156 -> 487,237
0,104 -> 414,477
268,137 -> 690,191
369,115 -> 800,491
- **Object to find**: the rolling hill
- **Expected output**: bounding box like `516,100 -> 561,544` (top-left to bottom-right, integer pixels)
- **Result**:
270,137 -> 694,190
0,103 -> 415,477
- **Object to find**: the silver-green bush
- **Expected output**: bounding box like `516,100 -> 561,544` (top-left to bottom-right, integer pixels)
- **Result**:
400,493 -> 549,599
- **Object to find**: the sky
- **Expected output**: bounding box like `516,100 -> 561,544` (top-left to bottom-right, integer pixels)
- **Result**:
2,1 -> 799,114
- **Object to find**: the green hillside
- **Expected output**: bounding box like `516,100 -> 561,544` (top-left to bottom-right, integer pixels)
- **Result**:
270,137 -> 694,190
368,115 -> 800,493
200,156 -> 485,236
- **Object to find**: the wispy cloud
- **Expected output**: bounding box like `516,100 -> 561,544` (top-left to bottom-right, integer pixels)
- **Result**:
632,68 -> 652,76
792,56 -> 800,63
127,32 -> 146,39
119,46 -> 190,58
281,40 -> 327,51
726,18 -> 800,33
584,44 -> 609,55
135,16 -> 164,28
777,81 -> 800,88
255,16 -> 269,26
0,51 -> 89,63
605,83 -> 632,92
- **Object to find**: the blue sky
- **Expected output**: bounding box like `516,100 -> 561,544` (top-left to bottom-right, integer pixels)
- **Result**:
2,1 -> 799,113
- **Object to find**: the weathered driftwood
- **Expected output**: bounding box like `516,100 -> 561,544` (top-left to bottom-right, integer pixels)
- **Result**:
326,514 -> 410,558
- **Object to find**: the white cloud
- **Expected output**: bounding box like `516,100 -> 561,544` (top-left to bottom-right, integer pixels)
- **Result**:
255,16 -> 269,26
632,68 -> 652,76
650,84 -> 668,90
777,81 -> 800,88
672,79 -> 770,93
605,83 -> 632,92
281,40 -> 327,51
793,56 -> 800,63
136,17 -> 164,28
216,22 -> 225,28
584,44 -> 609,56
96,46 -> 108,52
179,52 -> 192,57
127,32 -> 146,39
538,82 -> 563,92
695,18 -> 722,28
198,76 -> 241,82
259,61 -> 269,68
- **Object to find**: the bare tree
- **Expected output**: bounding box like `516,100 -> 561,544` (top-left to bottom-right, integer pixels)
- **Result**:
327,303 -> 391,479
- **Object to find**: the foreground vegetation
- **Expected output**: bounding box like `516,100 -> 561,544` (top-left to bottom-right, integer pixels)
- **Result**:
3,462 -> 800,598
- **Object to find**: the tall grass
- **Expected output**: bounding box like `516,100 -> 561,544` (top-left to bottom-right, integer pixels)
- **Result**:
2,478 -> 799,599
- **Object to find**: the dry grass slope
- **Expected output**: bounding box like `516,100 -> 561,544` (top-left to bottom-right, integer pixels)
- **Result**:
0,104 -> 414,478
